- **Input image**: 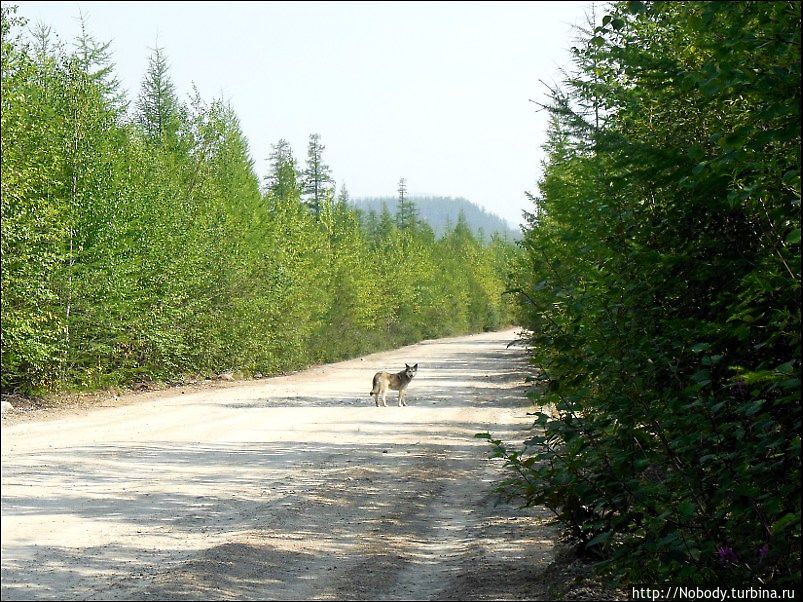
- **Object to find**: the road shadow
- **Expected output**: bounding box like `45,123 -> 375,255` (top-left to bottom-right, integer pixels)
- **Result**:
215,334 -> 534,410
1,331 -> 552,600
2,431 -> 549,600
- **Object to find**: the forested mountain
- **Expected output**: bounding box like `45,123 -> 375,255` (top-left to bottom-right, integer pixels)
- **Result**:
1,5 -> 517,394
352,196 -> 520,240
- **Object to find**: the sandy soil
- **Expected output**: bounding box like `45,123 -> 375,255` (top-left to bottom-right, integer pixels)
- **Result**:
1,329 -> 561,600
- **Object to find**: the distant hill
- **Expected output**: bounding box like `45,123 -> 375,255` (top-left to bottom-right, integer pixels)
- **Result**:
351,196 -> 521,240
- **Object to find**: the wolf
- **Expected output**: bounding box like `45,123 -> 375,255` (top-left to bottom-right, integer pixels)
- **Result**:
370,363 -> 418,407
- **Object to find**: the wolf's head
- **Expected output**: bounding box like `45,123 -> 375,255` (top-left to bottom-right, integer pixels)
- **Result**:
404,363 -> 418,379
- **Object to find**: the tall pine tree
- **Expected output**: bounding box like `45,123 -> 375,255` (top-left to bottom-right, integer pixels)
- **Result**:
301,133 -> 333,217
266,138 -> 301,202
74,11 -> 126,113
396,177 -> 419,232
135,44 -> 182,143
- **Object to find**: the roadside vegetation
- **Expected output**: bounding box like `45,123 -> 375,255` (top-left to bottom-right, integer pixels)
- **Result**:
3,0 -> 799,590
494,0 -> 800,587
1,6 -> 516,395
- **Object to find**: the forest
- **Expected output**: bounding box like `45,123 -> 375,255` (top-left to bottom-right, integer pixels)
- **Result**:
1,0 -> 800,591
351,195 -> 521,240
492,0 -> 801,587
0,5 -> 516,394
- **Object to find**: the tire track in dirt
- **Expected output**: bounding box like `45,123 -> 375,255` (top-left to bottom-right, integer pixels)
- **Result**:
2,329 -> 557,600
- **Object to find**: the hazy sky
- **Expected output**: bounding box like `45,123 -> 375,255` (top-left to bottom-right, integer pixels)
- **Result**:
10,1 -> 592,227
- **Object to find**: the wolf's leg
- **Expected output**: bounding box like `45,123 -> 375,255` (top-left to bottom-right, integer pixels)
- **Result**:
398,389 -> 405,407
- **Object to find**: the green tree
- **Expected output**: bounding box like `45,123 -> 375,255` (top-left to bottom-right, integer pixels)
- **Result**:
265,138 -> 301,202
73,11 -> 126,113
135,44 -> 183,143
1,6 -> 66,389
1,3 -> 519,418
501,0 -> 800,587
396,177 -> 419,231
301,133 -> 333,217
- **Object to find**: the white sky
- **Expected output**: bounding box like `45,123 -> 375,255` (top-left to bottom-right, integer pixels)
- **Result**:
9,1 -> 593,227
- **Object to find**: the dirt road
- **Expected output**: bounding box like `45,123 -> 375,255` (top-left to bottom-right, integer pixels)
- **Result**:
1,329 -> 558,600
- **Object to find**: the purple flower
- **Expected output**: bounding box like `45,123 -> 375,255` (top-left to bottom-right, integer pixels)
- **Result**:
758,544 -> 769,563
731,379 -> 749,398
717,545 -> 738,564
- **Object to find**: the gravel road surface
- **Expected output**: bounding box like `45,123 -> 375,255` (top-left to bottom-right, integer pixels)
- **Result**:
1,329 -> 557,600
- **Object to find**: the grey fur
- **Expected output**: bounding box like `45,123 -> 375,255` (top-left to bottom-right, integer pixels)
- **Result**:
370,363 -> 418,407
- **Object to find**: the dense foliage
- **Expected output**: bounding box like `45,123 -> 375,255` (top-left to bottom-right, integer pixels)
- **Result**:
0,6 -> 516,393
353,195 -> 521,240
497,0 -> 800,587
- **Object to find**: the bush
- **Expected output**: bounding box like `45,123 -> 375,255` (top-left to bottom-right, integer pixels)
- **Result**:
503,0 -> 800,586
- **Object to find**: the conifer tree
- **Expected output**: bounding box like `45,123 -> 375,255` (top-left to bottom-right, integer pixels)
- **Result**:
396,177 -> 419,231
337,182 -> 349,207
266,138 -> 301,202
74,11 -> 126,113
135,44 -> 182,142
377,202 -> 396,241
1,3 -> 517,401
301,133 -> 333,217
29,21 -> 62,66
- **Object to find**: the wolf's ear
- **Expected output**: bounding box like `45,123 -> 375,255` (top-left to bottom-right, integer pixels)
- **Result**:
405,363 -> 410,369
413,363 -> 418,370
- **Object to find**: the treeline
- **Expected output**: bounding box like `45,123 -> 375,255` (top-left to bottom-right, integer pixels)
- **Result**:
352,195 -> 521,240
498,1 -> 800,587
0,6 -> 516,393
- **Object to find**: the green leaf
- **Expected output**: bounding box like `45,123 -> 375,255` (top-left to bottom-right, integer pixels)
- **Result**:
771,513 -> 799,534
626,1 -> 645,14
742,400 -> 765,416
691,370 -> 711,385
687,146 -> 705,162
586,531 -> 611,547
